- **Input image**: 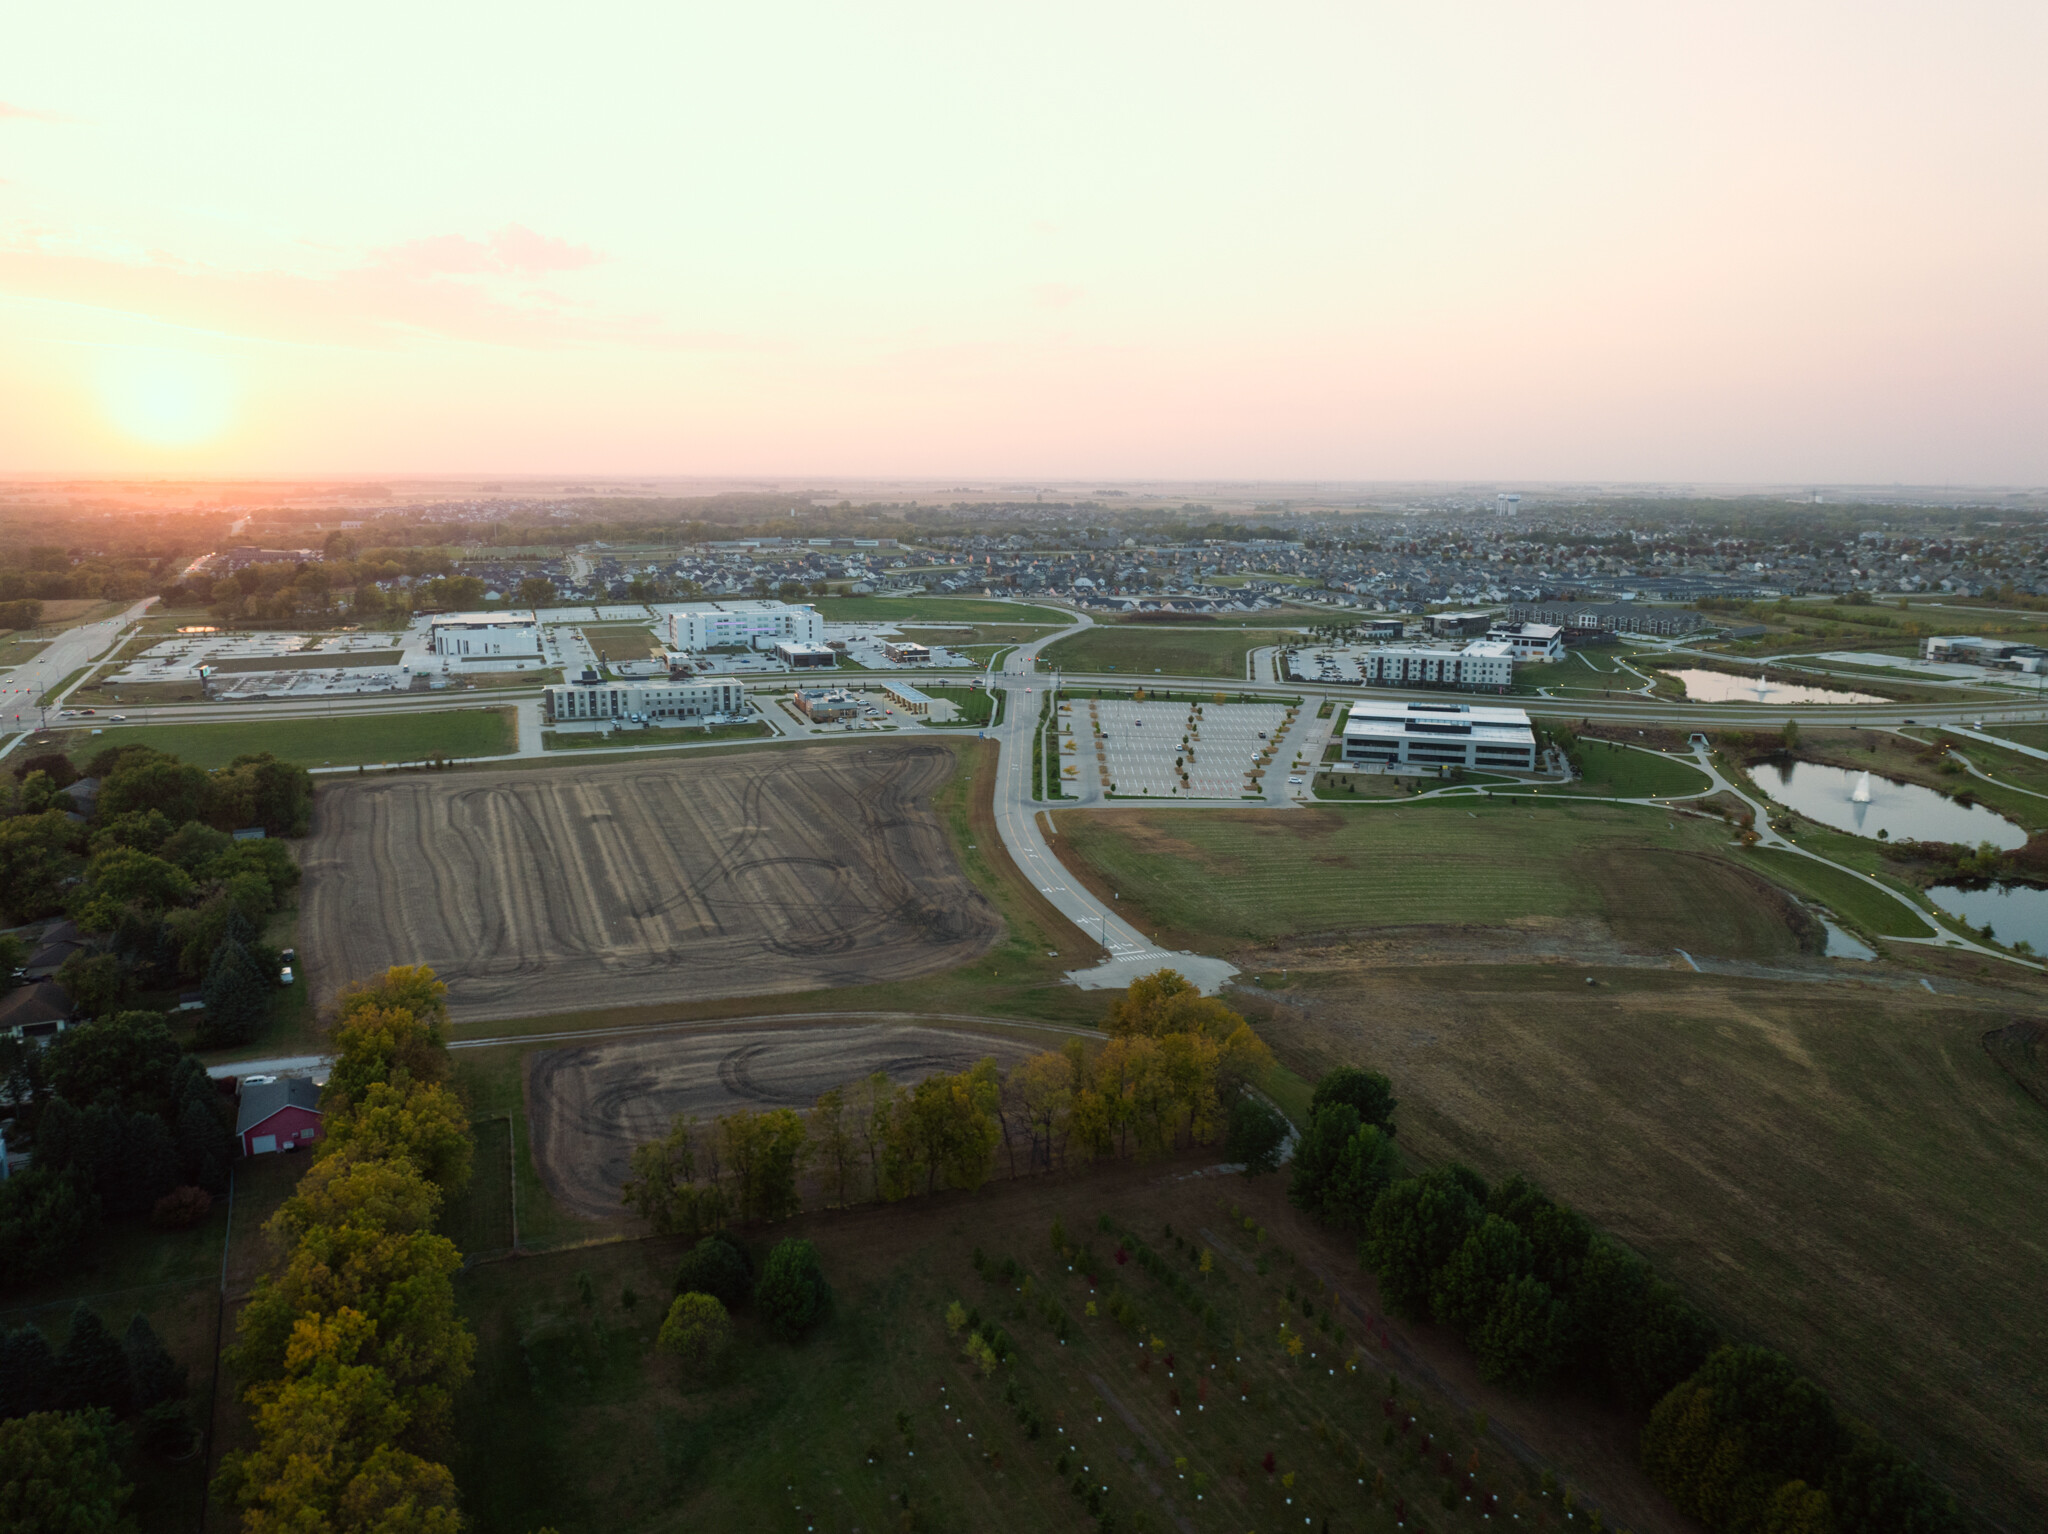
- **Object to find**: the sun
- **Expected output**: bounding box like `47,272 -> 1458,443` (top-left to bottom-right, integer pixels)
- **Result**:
96,348 -> 236,445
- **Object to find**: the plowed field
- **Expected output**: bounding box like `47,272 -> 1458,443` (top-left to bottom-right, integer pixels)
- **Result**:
299,743 -> 1002,1021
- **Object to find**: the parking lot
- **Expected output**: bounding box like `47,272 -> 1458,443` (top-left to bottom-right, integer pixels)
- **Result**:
1074,697 -> 1292,798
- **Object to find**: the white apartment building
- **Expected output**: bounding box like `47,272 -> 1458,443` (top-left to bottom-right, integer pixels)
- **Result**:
1358,646 -> 1513,692
428,611 -> 541,658
545,673 -> 748,723
1342,701 -> 1538,772
662,601 -> 825,651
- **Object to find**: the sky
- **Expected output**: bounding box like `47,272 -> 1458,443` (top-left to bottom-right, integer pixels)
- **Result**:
2,2 -> 2045,484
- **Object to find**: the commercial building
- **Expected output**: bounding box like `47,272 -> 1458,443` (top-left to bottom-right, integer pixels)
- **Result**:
882,639 -> 931,664
663,601 -> 825,651
1922,635 -> 2048,671
1342,702 -> 1538,772
1483,621 -> 1565,661
545,670 -> 748,723
1426,611 -> 1496,638
428,611 -> 541,657
793,688 -> 865,722
773,640 -> 838,667
1365,619 -> 1406,640
880,680 -> 934,716
1358,646 -> 1512,692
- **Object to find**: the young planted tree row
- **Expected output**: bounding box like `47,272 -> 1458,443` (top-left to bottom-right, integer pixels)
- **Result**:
623,970 -> 1272,1238
1284,1066 -> 1964,1534
212,966 -> 477,1534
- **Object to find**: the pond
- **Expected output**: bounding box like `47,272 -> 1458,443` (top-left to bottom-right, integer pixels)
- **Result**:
1928,882 -> 2048,949
1751,759 -> 2028,848
1664,668 -> 1885,705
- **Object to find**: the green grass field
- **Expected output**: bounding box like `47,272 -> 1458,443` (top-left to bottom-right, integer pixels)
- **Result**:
1248,963 -> 2048,1532
584,625 -> 663,662
1744,847 -> 1936,937
1040,628 -> 1286,679
446,1158 -> 1585,1534
53,707 -> 517,769
816,596 -> 1071,624
921,685 -> 997,726
1557,741 -> 1712,798
440,1117 -> 517,1258
1054,800 -> 1815,959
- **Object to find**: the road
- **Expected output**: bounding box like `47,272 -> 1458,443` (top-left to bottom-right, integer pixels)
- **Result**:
0,598 -> 158,750
989,609 -> 1241,994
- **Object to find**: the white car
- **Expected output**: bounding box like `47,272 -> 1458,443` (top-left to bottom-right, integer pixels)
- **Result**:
279,966 -> 295,986
1288,776 -> 1304,785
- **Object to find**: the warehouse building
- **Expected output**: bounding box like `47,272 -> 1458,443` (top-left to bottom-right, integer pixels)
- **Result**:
1358,646 -> 1512,691
428,611 -> 541,657
546,670 -> 748,723
1342,701 -> 1538,772
663,600 -> 825,651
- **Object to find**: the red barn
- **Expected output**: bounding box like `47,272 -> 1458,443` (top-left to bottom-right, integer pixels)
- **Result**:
236,1077 -> 323,1156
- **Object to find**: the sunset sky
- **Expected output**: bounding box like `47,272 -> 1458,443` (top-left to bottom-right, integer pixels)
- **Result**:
3,2 -> 2044,483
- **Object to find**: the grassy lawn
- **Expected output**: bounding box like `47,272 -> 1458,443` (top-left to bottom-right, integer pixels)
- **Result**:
1555,741 -> 1712,798
445,1155 -> 1603,1534
542,720 -> 771,750
1040,628 -> 1286,679
816,596 -> 1072,625
440,1116 -> 518,1258
1743,848 -> 1936,937
1246,964 -> 2048,1531
0,635 -> 50,667
585,625 -> 663,662
896,624 -> 1064,646
922,686 -> 998,727
1053,800 -> 1817,959
50,707 -> 517,769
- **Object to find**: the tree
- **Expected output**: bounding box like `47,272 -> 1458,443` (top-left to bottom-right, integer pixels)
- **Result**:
754,1238 -> 831,1341
0,1410 -> 132,1533
1015,1051 -> 1075,1172
320,1078 -> 472,1195
1101,968 -> 1245,1041
657,1292 -> 734,1372
1224,1096 -> 1286,1176
98,755 -> 214,827
0,1167 -> 97,1292
806,1088 -> 858,1205
197,935 -> 269,1047
0,1326 -> 54,1420
517,576 -> 557,607
1360,1170 -> 1483,1319
1823,1431 -> 1965,1534
324,1003 -> 449,1113
44,1011 -> 179,1114
1307,1067 -> 1397,1136
124,1312 -> 186,1411
175,1097 -> 235,1194
336,966 -> 450,1029
1473,1272 -> 1567,1389
70,847 -> 193,931
719,1108 -> 807,1224
209,753 -> 315,838
622,1117 -> 727,1238
52,1306 -> 131,1417
1782,718 -> 1799,751
1431,1214 -> 1536,1334
112,1112 -> 181,1220
673,1234 -> 752,1309
0,811 -> 81,923
54,952 -> 130,1019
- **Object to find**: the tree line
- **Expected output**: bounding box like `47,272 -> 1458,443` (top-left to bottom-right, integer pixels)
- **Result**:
211,965 -> 476,1533
2,744 -> 310,1045
1281,1067 -> 1964,1534
623,971 -> 1273,1237
0,1010 -> 239,1290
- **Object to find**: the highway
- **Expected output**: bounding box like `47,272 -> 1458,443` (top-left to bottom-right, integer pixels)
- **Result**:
0,598 -> 158,745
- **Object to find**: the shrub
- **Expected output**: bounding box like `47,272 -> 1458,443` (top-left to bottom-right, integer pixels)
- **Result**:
657,1292 -> 734,1373
754,1238 -> 831,1341
151,1185 -> 213,1230
673,1232 -> 753,1309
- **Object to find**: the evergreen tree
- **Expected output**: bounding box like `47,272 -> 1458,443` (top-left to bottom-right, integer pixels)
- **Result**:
754,1238 -> 831,1340
124,1313 -> 186,1411
1223,1096 -> 1286,1175
0,1166 -> 98,1289
199,935 -> 268,1047
176,1095 -> 235,1193
0,1324 -> 54,1419
52,1306 -> 131,1417
116,1112 -> 182,1219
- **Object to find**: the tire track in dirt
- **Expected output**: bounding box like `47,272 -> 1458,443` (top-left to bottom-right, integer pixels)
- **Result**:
300,743 -> 1002,1022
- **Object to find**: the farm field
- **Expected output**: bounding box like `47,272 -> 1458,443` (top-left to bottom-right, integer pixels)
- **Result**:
1040,627 -> 1289,679
816,596 -> 1071,625
447,1150 -> 1686,1534
48,706 -> 516,769
1052,801 -> 1818,960
298,742 -> 1004,1022
1242,962 -> 2048,1531
525,1020 -> 1046,1220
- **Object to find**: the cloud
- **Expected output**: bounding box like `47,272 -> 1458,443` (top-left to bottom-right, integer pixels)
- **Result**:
1028,282 -> 1084,310
0,231 -> 737,353
0,103 -> 67,124
371,224 -> 600,278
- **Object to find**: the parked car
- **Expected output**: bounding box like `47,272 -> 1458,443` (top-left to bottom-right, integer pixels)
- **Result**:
279,966 -> 295,986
